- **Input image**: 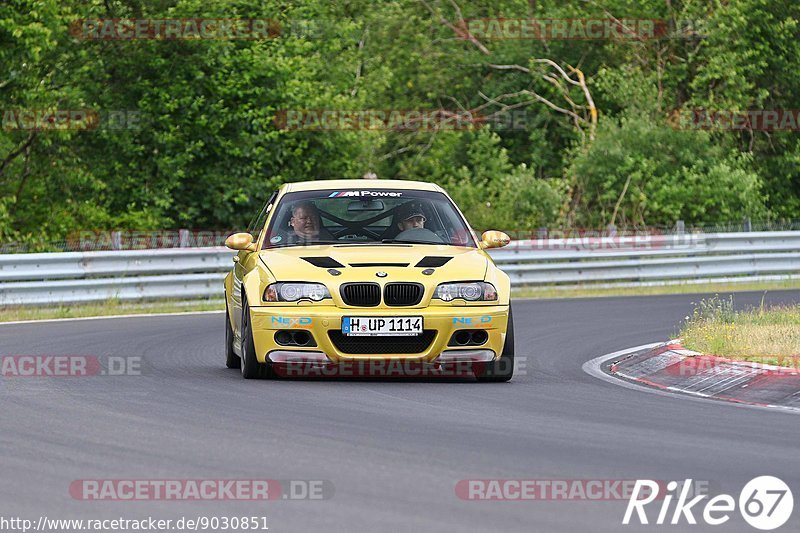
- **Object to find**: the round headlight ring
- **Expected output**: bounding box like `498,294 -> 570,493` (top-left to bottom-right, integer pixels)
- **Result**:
279,284 -> 302,301
460,284 -> 482,301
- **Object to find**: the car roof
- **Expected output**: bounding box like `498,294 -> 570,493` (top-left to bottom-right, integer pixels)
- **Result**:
282,179 -> 443,193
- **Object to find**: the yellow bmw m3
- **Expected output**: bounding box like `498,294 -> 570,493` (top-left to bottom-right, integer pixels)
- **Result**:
223,179 -> 514,381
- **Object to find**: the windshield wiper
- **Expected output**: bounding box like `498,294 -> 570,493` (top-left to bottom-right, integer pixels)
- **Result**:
381,239 -> 442,245
265,240 -> 342,249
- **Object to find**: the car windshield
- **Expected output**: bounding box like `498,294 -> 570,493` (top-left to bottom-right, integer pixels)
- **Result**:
263,188 -> 477,248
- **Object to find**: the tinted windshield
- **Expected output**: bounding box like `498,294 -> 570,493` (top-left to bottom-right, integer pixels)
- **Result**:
263,188 -> 477,248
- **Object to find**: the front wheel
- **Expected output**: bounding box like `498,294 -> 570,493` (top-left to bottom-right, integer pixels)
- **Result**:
476,305 -> 514,382
240,299 -> 273,379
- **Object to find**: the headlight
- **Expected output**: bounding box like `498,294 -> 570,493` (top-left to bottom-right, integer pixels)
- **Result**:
263,282 -> 331,302
434,282 -> 497,302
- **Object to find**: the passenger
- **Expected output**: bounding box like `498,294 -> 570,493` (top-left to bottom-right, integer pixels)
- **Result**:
396,202 -> 427,232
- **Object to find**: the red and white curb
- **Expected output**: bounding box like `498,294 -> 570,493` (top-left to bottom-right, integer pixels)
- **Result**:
583,342 -> 800,414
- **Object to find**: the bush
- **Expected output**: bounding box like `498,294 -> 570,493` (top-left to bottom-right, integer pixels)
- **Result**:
436,130 -> 564,231
568,115 -> 767,227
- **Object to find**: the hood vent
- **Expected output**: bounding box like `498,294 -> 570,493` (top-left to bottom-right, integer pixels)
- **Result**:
415,256 -> 452,268
302,257 -> 345,268
349,262 -> 409,267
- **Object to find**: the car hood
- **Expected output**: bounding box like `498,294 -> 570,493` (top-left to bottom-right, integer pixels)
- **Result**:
258,244 -> 489,284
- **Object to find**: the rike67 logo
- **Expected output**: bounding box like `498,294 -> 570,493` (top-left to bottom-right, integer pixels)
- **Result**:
624,477 -> 794,530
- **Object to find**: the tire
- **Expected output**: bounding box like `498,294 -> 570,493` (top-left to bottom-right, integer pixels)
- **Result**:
225,301 -> 240,369
240,298 -> 273,379
476,305 -> 515,382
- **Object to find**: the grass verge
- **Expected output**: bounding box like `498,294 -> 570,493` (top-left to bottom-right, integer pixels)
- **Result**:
680,295 -> 800,367
0,298 -> 225,323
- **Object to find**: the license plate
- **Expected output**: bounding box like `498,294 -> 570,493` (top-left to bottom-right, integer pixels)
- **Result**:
342,317 -> 423,336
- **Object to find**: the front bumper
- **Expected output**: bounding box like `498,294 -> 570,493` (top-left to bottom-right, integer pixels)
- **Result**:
248,305 -> 510,364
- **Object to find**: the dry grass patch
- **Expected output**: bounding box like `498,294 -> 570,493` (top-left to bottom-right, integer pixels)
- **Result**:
680,296 -> 800,367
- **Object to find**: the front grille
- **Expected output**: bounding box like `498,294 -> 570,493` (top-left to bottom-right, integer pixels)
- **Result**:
340,283 -> 381,307
328,330 -> 436,354
384,282 -> 424,306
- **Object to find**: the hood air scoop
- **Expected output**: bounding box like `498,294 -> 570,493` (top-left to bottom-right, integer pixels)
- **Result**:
301,257 -> 345,268
415,256 -> 452,268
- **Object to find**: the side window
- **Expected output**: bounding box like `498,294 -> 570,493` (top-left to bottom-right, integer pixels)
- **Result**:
435,200 -> 470,246
247,190 -> 278,240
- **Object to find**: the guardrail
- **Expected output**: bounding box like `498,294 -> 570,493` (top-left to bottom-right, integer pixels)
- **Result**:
1,231 -> 798,305
491,232 -> 800,286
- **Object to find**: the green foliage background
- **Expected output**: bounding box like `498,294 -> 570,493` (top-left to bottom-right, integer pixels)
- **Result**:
1,0 -> 798,244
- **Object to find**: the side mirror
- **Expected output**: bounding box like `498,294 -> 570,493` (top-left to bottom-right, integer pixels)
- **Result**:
225,232 -> 257,252
479,230 -> 511,249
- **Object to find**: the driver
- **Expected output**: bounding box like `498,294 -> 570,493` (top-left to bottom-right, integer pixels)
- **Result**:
284,201 -> 334,243
396,202 -> 426,232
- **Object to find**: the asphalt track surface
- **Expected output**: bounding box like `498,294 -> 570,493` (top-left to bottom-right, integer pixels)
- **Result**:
2,290 -> 800,533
